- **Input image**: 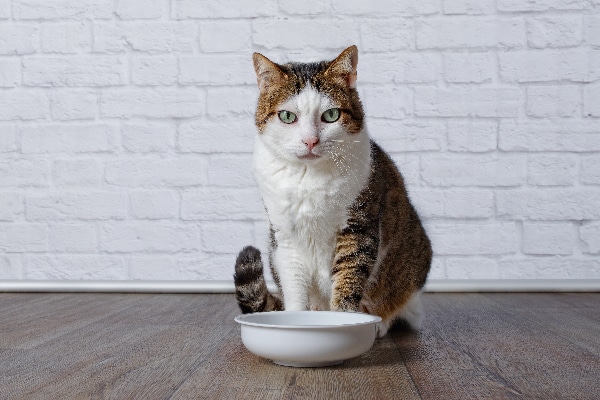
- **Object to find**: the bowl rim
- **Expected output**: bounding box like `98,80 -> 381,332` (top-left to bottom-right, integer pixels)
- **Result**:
234,310 -> 382,329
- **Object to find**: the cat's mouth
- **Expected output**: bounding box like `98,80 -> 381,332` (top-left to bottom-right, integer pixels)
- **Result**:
298,153 -> 322,161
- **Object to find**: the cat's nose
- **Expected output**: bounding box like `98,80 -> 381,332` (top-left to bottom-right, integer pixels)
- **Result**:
303,137 -> 320,151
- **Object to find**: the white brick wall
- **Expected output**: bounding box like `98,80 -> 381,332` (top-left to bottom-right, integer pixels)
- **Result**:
1,0 -> 599,282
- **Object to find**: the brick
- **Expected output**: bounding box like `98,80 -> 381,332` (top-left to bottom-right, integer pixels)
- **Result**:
174,0 -> 277,19
331,0 -> 417,14
50,223 -> 97,252
0,24 -> 38,54
499,120 -> 600,152
105,157 -> 208,187
53,159 -> 102,186
279,0 -> 329,14
0,0 -> 9,19
580,222 -> 600,254
206,87 -> 257,117
0,58 -> 21,87
410,188 -> 494,219
360,85 -> 413,119
368,120 -> 444,152
581,156 -> 600,184
178,119 -> 255,154
208,154 -> 254,187
447,120 -> 497,152
201,221 -> 254,253
115,0 -> 163,19
499,50 -> 600,83
13,0 -> 113,19
131,56 -> 178,86
41,22 -> 91,53
421,0 -> 446,14
498,0 -> 592,12
583,83 -> 600,117
360,53 -> 440,84
527,154 -> 577,186
0,125 -> 17,152
445,258 -> 499,279
100,88 -> 205,118
416,17 -> 525,49
0,255 -> 22,279
21,124 -> 118,154
179,55 -> 256,86
584,15 -> 600,46
26,192 -> 128,220
498,258 -> 599,279
0,159 -> 50,187
122,122 -> 176,153
23,56 -> 127,87
94,22 -> 196,53
523,222 -> 574,255
421,154 -> 525,187
130,191 -> 179,219
25,255 -> 126,280
0,223 -> 47,252
129,256 -> 177,280
427,222 -> 518,255
360,19 -> 413,52
199,20 -> 252,52
496,188 -> 600,220
51,90 -> 97,120
176,253 -> 239,280
253,19 -> 360,50
181,187 -> 264,220
444,53 -> 494,83
0,90 -> 50,121
443,0 -> 494,14
527,16 -> 582,49
0,192 -> 22,221
415,87 -> 520,117
100,222 -> 200,253
527,85 -> 580,117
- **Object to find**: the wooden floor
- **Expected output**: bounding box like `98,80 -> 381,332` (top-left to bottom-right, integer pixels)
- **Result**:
1,293 -> 599,400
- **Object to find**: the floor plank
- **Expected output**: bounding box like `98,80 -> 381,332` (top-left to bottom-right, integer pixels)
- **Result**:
1,292 -> 598,400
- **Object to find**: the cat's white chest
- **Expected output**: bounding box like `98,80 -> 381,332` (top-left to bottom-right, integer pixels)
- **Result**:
255,149 -> 348,241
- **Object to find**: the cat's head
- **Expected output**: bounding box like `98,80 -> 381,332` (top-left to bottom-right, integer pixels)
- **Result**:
252,46 -> 365,164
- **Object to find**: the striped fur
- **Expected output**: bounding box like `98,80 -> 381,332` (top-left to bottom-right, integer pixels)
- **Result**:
233,246 -> 282,313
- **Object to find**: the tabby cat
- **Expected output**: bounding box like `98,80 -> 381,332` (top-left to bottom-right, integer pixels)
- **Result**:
233,46 -> 432,337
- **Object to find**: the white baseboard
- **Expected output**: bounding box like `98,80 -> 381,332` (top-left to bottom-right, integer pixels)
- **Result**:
0,279 -> 599,293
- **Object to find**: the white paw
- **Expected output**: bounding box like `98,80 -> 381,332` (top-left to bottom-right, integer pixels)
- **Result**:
376,320 -> 391,338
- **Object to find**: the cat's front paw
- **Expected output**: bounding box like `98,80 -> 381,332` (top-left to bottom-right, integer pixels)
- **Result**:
330,302 -> 360,313
375,320 -> 391,338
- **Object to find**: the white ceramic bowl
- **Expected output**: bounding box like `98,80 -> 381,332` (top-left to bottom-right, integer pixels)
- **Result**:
235,311 -> 381,367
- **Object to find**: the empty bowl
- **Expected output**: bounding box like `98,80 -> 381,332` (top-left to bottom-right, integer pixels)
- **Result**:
235,311 -> 381,367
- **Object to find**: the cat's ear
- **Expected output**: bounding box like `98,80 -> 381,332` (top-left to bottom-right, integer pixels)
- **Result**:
253,53 -> 287,92
325,45 -> 358,88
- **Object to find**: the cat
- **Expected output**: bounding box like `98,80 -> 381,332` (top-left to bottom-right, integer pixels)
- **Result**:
233,45 -> 432,337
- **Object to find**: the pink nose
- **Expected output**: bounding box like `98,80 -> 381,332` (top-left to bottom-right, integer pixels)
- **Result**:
303,137 -> 320,151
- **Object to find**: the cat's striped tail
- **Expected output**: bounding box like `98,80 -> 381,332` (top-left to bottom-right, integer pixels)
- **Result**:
233,246 -> 282,313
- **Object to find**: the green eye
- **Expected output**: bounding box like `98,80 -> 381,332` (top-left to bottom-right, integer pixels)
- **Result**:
322,108 -> 340,123
278,110 -> 297,124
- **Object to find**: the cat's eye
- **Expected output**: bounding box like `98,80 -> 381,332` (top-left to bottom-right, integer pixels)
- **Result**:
322,108 -> 340,123
278,110 -> 297,124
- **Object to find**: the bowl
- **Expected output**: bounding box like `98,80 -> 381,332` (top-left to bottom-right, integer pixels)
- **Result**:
234,311 -> 381,367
